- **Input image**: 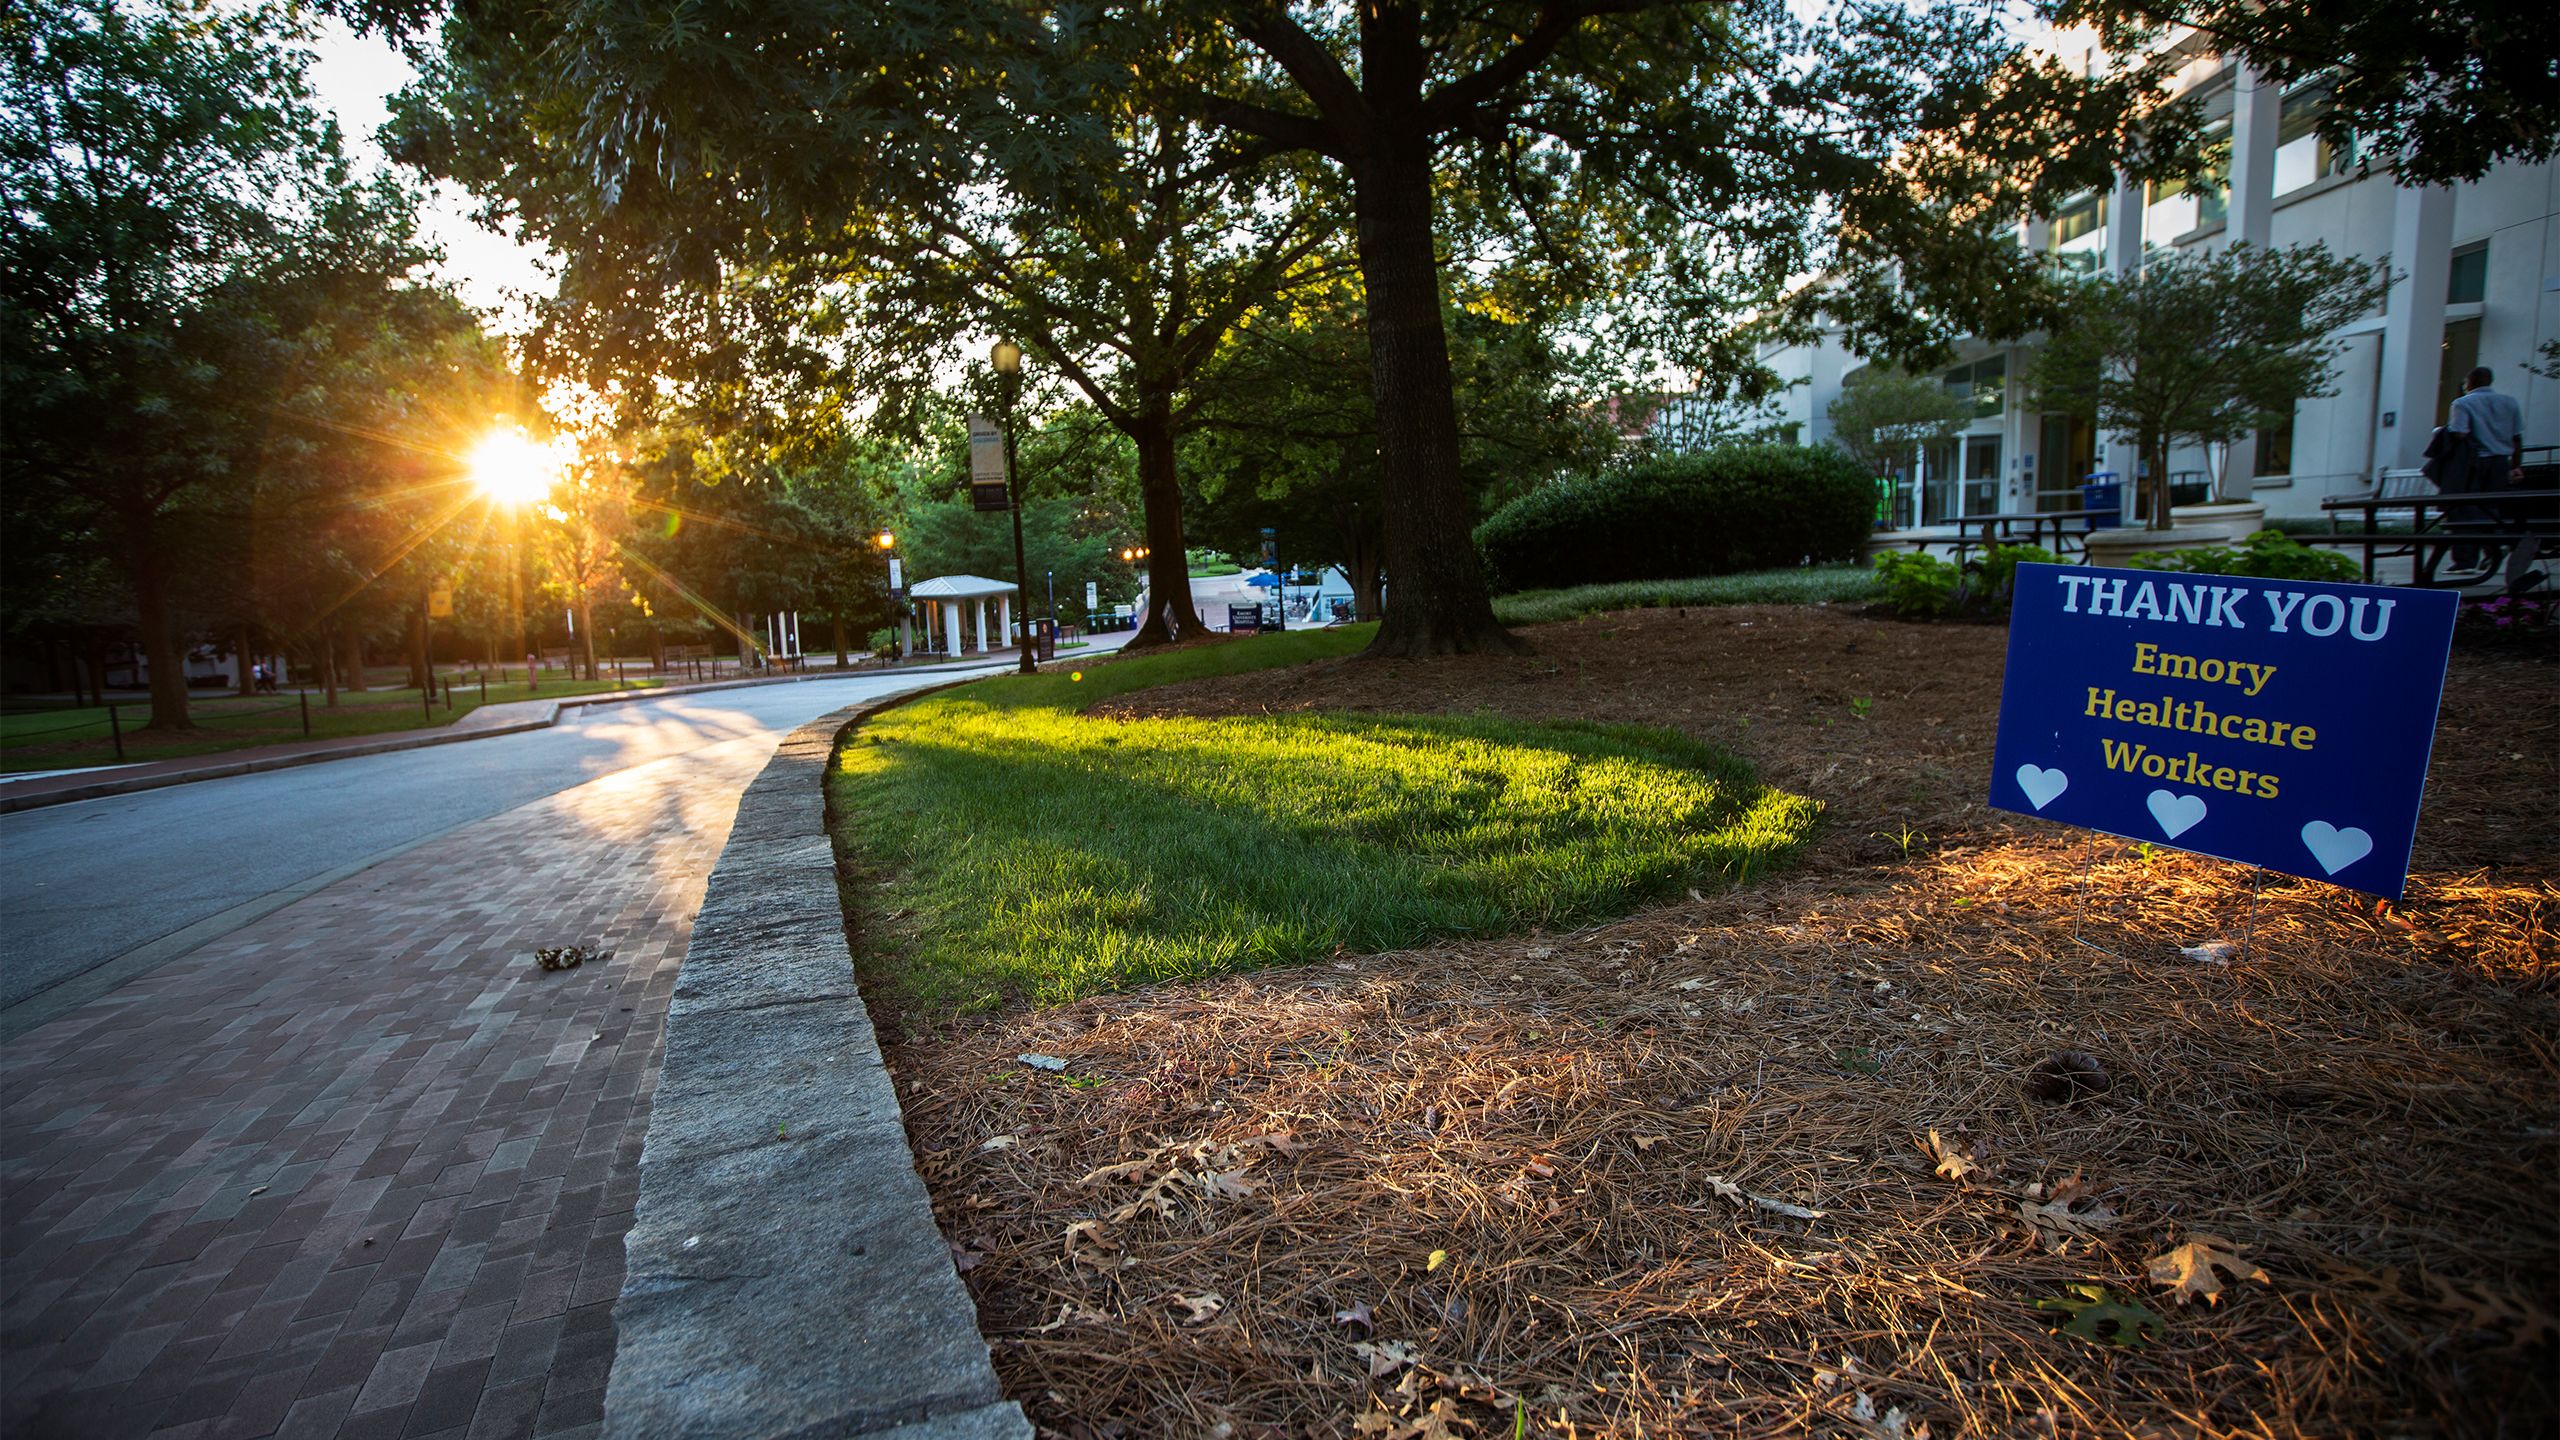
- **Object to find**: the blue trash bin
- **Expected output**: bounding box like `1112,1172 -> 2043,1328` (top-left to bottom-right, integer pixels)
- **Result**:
2081,473 -> 2122,531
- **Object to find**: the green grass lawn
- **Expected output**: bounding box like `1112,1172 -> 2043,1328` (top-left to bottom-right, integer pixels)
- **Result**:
1491,564 -> 1877,626
828,626 -> 1819,1013
0,675 -> 665,771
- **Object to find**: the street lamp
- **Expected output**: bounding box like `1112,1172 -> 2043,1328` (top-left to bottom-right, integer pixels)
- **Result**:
991,340 -> 1035,675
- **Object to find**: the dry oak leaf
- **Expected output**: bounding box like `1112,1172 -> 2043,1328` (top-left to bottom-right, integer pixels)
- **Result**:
1922,1129 -> 1978,1183
2019,1194 -> 2118,1251
1394,1399 -> 1477,1439
2147,1234 -> 2268,1306
1170,1291 -> 1226,1324
1354,1340 -> 1422,1378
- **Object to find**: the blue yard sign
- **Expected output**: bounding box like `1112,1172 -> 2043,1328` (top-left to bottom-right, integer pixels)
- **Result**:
1990,563 -> 2458,901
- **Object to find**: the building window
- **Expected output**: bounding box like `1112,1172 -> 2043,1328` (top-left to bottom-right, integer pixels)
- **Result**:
2147,129 -> 2230,244
2448,244 -> 2488,305
2255,409 -> 2295,477
2048,192 -> 2108,275
1942,357 -> 2006,420
2275,85 -> 2361,194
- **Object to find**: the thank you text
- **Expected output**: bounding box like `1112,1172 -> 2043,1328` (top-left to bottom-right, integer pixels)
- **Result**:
1989,563 -> 2458,900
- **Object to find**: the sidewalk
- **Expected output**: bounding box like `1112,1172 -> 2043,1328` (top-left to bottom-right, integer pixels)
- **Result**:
0,721 -> 777,1438
0,656 -> 1025,816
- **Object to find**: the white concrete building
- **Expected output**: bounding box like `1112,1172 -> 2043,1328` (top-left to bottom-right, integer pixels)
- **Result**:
1759,36 -> 2559,534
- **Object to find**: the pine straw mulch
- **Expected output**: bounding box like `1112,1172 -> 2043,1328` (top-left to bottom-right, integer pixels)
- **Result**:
869,604 -> 2560,1440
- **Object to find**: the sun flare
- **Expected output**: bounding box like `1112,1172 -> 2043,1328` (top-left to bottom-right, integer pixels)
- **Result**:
466,425 -> 567,507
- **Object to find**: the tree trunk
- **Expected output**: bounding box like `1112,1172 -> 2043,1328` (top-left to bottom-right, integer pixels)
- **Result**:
577,600 -> 597,680
126,515 -> 193,731
236,625 -> 256,697
1124,390 -> 1211,649
2143,432 -> 2173,532
833,617 -> 849,667
409,605 -> 429,692
343,628 -> 366,695
1349,122 -> 1525,657
321,622 -> 339,706
1333,497 -> 1385,623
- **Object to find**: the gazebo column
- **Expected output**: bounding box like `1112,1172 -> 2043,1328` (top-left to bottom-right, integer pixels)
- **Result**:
944,600 -> 964,658
1000,595 -> 1013,653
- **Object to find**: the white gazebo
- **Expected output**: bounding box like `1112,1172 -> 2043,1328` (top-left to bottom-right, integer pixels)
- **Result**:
907,574 -> 1020,657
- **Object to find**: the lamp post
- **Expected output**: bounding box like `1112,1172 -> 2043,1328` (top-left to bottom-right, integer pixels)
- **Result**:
992,340 -> 1035,675
875,529 -> 907,659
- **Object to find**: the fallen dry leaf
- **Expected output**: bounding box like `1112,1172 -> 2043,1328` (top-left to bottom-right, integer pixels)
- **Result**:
1923,1129 -> 1978,1183
2147,1234 -> 2268,1305
1170,1291 -> 1225,1324
1354,1339 -> 1421,1377
2020,1194 -> 2118,1251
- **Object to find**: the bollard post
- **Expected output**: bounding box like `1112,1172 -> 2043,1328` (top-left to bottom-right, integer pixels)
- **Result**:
445,674 -> 455,712
300,689 -> 311,737
108,702 -> 124,761
480,675 -> 488,706
422,675 -> 433,721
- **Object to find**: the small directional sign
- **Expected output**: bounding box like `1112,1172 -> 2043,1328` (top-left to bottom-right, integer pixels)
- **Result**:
427,587 -> 453,619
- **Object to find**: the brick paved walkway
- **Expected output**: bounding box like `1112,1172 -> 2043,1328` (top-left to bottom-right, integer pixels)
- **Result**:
2,737 -> 776,1438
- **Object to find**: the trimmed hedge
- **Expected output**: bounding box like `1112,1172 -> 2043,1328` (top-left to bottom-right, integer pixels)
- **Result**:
1475,444 -> 1877,594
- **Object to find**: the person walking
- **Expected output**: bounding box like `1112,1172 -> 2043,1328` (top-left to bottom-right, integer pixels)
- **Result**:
2446,367 -> 2541,593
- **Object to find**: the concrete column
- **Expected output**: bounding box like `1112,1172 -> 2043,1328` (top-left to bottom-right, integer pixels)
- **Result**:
973,598 -> 987,653
944,600 -> 963,658
2375,183 -> 2455,474
2106,170 -> 2142,278
2217,64 -> 2285,499
2227,65 -> 2279,251
2098,171 -> 2147,516
1000,595 -> 1013,652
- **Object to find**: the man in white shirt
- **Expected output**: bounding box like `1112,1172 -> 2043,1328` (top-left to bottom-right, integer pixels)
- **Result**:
2447,367 -> 2540,592
2448,367 -> 2524,482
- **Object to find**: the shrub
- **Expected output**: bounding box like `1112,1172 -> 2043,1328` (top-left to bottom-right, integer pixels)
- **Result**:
2125,529 -> 2358,583
1872,552 -> 1963,617
1475,443 -> 1877,594
1871,543 -> 2056,619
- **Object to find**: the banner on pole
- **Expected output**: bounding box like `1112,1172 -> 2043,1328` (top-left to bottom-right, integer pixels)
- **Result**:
1989,563 -> 2457,901
967,414 -> 1009,512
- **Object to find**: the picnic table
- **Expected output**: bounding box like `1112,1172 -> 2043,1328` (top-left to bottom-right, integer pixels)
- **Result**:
1898,508 -> 2118,565
2317,483 -> 2560,587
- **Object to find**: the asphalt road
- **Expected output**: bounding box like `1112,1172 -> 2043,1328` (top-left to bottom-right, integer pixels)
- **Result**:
0,666 -> 1004,1025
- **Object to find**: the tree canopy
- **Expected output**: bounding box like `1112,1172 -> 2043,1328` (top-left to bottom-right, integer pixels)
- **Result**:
2027,242 -> 2384,528
2,0 -> 499,726
2058,0 -> 2558,187
369,0 -> 2186,658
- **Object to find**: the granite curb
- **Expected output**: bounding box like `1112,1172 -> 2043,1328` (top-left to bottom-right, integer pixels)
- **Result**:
603,679 -> 1028,1439
0,660 -> 1008,815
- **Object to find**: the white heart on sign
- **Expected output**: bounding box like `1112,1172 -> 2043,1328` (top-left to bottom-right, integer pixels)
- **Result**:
2145,790 -> 2207,839
2300,821 -> 2374,875
2014,764 -> 2069,811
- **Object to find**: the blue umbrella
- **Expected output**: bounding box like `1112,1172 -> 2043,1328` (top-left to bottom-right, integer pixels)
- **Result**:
1245,571 -> 1279,589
